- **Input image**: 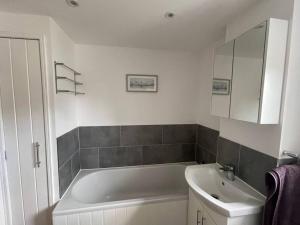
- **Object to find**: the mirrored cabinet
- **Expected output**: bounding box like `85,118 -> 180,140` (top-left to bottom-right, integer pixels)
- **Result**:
211,18 -> 288,124
211,41 -> 234,118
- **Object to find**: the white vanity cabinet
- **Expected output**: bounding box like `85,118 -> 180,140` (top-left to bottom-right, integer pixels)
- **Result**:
211,18 -> 288,124
188,189 -> 261,225
188,188 -> 206,225
188,190 -> 219,225
202,211 -> 218,225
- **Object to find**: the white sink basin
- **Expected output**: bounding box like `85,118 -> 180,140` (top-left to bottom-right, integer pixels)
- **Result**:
185,164 -> 265,217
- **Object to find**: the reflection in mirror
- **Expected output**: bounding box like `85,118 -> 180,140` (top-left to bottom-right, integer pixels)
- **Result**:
211,41 -> 234,118
230,22 -> 267,123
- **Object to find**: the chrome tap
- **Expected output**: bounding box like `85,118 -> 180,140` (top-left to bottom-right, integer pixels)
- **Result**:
219,164 -> 235,181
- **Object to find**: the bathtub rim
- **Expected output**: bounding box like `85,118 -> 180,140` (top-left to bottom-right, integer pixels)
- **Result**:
53,162 -> 194,216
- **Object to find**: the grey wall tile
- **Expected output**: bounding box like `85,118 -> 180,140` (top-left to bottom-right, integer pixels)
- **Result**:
71,152 -> 80,178
196,145 -> 216,164
217,137 -> 240,169
143,145 -> 178,164
80,148 -> 99,169
126,147 -> 144,166
59,160 -> 72,197
79,126 -> 120,148
197,125 -> 219,155
143,144 -> 194,165
238,146 -> 277,195
57,124 -> 283,198
57,128 -> 79,167
99,147 -> 127,167
99,146 -> 143,168
181,144 -> 196,162
120,125 -> 162,146
162,124 -> 196,144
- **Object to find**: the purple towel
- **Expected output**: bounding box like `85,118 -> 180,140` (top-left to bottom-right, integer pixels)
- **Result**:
263,165 -> 300,225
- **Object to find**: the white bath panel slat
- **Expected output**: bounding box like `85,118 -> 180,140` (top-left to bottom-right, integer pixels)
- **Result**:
79,212 -> 92,225
145,200 -> 187,225
149,202 -> 168,225
103,209 -> 116,225
126,206 -> 139,225
116,208 -> 127,225
91,211 -> 104,225
67,214 -> 79,225
127,204 -> 151,225
53,216 -> 67,225
53,199 -> 188,225
165,200 -> 187,225
143,203 -> 159,225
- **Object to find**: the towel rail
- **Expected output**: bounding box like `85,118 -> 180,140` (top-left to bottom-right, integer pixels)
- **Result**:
54,61 -> 85,95
282,151 -> 299,159
55,62 -> 81,75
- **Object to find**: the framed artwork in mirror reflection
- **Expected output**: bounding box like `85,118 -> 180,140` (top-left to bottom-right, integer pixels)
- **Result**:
212,79 -> 231,95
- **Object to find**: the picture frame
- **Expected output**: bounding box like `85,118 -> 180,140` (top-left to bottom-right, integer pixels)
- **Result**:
212,79 -> 231,95
126,74 -> 158,92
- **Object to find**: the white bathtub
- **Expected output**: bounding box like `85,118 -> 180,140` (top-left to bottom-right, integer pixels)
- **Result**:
53,163 -> 190,225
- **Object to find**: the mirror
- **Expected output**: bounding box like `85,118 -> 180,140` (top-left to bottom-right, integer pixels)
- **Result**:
230,22 -> 267,123
211,19 -> 288,124
211,41 -> 234,118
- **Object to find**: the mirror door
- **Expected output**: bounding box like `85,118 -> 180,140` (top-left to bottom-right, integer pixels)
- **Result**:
211,41 -> 234,118
230,22 -> 267,123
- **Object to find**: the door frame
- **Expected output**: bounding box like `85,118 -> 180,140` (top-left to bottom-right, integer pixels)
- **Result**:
0,31 -> 57,223
0,96 -> 10,225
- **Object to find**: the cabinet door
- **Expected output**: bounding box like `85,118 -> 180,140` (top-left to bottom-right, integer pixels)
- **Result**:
211,41 -> 234,118
230,22 -> 267,123
188,190 -> 204,225
202,211 -> 217,225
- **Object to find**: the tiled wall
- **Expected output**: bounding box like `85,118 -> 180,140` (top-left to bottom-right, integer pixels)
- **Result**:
217,137 -> 278,195
196,125 -> 219,164
56,128 -> 80,197
79,125 -> 196,168
57,124 -> 279,197
195,125 -> 278,195
57,124 -> 198,197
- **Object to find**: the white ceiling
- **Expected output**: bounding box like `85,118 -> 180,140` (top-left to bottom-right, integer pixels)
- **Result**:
0,0 -> 259,51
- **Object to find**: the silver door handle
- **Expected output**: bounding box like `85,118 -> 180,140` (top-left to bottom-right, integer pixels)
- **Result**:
197,210 -> 201,225
34,142 -> 41,168
202,216 -> 206,225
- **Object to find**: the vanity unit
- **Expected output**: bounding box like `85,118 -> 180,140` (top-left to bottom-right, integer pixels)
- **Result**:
185,164 -> 265,225
212,18 -> 288,124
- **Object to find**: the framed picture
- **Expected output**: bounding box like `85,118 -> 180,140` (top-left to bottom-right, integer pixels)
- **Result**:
126,74 -> 158,92
212,79 -> 231,95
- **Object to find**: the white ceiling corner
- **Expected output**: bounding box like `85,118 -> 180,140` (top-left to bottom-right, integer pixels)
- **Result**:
0,0 -> 259,51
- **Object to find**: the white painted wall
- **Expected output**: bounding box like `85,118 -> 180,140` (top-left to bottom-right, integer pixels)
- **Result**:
218,0 -> 294,158
280,0 -> 300,157
49,19 -> 77,137
75,45 -> 200,126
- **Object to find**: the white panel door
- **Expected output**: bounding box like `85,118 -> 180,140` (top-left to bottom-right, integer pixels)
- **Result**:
0,37 -> 49,225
